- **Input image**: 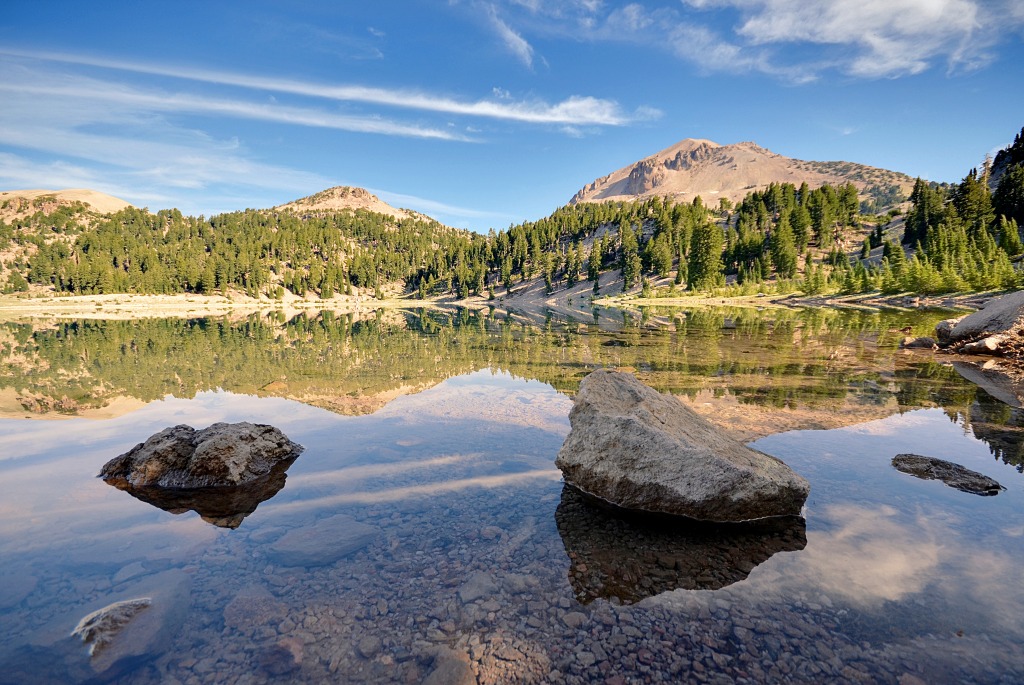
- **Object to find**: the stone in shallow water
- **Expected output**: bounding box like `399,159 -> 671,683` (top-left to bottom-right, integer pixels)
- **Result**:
268,514 -> 379,567
422,647 -> 475,685
258,637 -> 303,676
891,454 -> 1004,496
222,584 -> 286,631
100,422 -> 303,488
72,598 -> 152,658
103,460 -> 295,529
458,571 -> 498,603
65,565 -> 191,679
555,369 -> 810,522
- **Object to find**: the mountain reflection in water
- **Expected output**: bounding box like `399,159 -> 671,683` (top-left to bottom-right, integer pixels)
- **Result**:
555,484 -> 807,603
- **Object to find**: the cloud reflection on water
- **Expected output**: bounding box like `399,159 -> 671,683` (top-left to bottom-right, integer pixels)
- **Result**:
263,469 -> 562,513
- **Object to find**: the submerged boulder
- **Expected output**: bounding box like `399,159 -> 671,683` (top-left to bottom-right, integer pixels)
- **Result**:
891,454 -> 1005,496
73,570 -> 190,679
900,336 -> 937,350
555,369 -> 810,522
268,514 -> 379,566
72,598 -> 152,660
100,422 -> 303,489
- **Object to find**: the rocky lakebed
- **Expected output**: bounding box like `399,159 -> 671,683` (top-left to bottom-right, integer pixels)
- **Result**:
1,307 -> 1023,684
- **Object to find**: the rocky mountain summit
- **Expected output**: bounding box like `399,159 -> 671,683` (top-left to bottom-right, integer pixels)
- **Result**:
273,185 -> 430,222
570,138 -> 914,208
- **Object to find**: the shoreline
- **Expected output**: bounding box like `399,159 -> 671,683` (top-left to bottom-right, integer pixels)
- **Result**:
598,290 -> 992,313
0,292 -> 446,321
0,284 -> 993,322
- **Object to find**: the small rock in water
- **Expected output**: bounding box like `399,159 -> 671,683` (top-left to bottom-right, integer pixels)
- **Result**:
268,514 -> 379,566
72,598 -> 152,658
100,422 -> 303,488
422,647 -> 475,685
891,454 -> 1004,496
259,638 -> 302,676
480,525 -> 503,540
68,569 -> 190,678
900,336 -> 937,350
356,635 -> 382,659
458,571 -> 498,603
961,336 -> 1005,356
223,584 -> 286,630
562,611 -> 588,629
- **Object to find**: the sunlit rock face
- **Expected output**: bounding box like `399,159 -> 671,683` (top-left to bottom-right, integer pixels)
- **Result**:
555,370 -> 810,522
555,485 -> 806,604
99,422 -> 303,528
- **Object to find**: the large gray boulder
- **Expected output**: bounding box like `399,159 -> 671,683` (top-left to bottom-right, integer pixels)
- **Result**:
100,422 -> 303,488
935,291 -> 1024,357
555,370 -> 809,522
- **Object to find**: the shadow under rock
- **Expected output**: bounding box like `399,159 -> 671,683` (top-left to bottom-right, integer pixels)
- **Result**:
554,484 -> 807,604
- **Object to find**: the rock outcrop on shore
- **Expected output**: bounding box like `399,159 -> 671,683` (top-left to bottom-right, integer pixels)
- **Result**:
100,422 -> 303,489
932,290 -> 1024,359
555,369 -> 810,522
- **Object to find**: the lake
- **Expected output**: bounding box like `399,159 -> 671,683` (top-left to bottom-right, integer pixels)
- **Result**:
0,305 -> 1021,684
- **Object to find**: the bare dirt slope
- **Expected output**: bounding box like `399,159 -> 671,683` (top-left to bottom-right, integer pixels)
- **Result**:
570,138 -> 914,207
0,188 -> 132,219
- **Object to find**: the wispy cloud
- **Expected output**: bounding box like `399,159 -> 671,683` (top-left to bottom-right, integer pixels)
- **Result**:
0,48 -> 643,126
0,58 -> 508,222
485,0 -> 1022,81
681,0 -> 1013,78
0,77 -> 468,142
487,4 -> 537,68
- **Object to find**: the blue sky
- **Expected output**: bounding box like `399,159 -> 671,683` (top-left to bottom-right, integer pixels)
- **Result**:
2,1 -> 1023,232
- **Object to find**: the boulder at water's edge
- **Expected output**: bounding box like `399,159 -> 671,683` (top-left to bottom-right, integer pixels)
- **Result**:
555,369 -> 809,522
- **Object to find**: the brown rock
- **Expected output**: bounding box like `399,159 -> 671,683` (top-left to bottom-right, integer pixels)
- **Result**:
100,422 -> 303,488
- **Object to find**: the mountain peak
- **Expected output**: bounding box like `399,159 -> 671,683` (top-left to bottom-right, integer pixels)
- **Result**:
570,139 -> 913,208
274,186 -> 419,221
0,188 -> 132,217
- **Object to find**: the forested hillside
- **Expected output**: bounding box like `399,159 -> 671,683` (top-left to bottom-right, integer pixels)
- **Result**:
1,128 -> 1022,300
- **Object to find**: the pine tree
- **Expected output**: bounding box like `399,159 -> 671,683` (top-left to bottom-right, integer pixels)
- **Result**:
687,221 -> 724,291
994,164 -> 1024,227
771,214 -> 798,279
